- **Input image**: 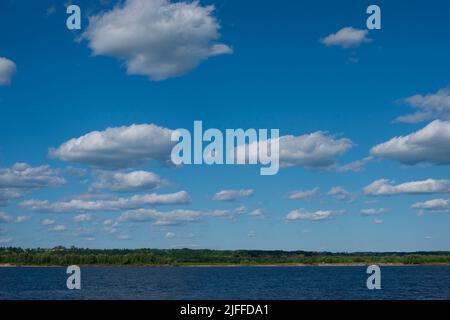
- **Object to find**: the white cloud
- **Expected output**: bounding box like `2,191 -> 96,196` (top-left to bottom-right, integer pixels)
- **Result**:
165,232 -> 175,239
360,208 -> 389,216
411,198 -> 450,212
0,212 -> 30,223
0,163 -> 65,189
0,56 -> 16,85
0,189 -> 23,207
285,209 -> 342,221
90,170 -> 164,192
104,220 -> 119,234
279,133 -> 353,169
239,132 -> 353,170
0,212 -> 12,223
41,219 -> 55,225
288,187 -> 320,200
320,27 -> 370,48
14,216 -> 30,223
52,125 -> 353,171
364,178 -> 450,196
209,206 -> 247,219
0,238 -> 12,244
49,224 -> 66,232
327,186 -> 354,202
212,189 -> 254,201
249,208 -> 265,218
119,205 -> 249,225
370,120 -> 450,165
119,208 -> 203,225
73,213 -> 95,222
102,219 -> 114,226
49,124 -> 174,169
0,163 -> 64,206
336,156 -> 373,172
20,190 -> 190,213
373,218 -> 383,224
395,87 -> 450,123
82,0 -> 232,80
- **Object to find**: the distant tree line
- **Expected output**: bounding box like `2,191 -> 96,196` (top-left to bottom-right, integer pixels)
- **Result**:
1,247 -> 449,266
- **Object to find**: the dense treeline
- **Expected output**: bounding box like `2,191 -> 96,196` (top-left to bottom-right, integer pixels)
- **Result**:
1,247 -> 450,266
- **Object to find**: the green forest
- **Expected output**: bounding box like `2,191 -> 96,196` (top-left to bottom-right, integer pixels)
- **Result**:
1,247 -> 450,266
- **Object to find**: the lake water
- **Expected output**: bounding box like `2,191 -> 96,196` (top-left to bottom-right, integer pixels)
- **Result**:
0,266 -> 449,300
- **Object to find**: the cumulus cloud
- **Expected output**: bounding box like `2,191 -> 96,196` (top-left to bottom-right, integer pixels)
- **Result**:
288,187 -> 320,200
0,163 -> 64,206
119,208 -> 203,225
360,208 -> 389,216
336,156 -> 373,172
52,125 -> 353,171
279,133 -> 353,169
103,219 -> 120,234
41,219 -> 55,225
395,88 -> 450,123
0,212 -> 29,223
249,208 -> 265,218
239,132 -> 353,170
119,205 -> 250,225
0,163 -> 65,189
14,216 -> 30,223
82,0 -> 232,80
90,170 -> 164,192
73,213 -> 95,222
285,209 -> 342,221
102,219 -> 114,226
0,189 -> 23,207
0,56 -> 16,85
49,124 -> 175,169
209,205 -> 247,219
20,190 -> 190,213
371,120 -> 450,165
320,27 -> 370,48
364,178 -> 450,196
49,224 -> 66,232
165,232 -> 175,239
0,212 -> 12,223
212,189 -> 254,201
327,186 -> 355,202
411,198 -> 450,213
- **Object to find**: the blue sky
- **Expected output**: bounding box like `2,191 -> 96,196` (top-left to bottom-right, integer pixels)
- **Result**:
0,0 -> 450,251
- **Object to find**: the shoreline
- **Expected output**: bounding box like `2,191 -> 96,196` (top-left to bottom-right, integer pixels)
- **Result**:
2,263 -> 450,268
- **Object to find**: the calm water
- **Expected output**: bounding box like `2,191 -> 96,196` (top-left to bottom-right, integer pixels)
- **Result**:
0,266 -> 449,300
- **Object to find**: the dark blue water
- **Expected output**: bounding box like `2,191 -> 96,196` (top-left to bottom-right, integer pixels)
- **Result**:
0,266 -> 449,300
